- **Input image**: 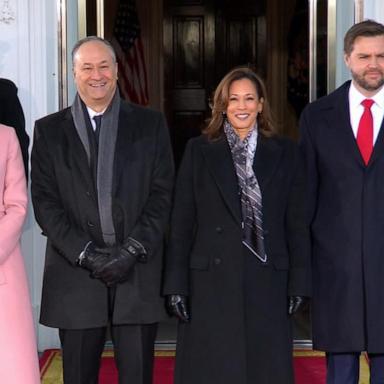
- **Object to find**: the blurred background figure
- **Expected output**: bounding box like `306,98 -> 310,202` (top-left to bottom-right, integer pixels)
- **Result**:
0,78 -> 29,178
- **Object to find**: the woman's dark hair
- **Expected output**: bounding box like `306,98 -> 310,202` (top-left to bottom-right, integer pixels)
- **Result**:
203,66 -> 276,140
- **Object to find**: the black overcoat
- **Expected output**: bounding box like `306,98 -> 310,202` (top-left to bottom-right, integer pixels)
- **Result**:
300,81 -> 384,352
31,100 -> 174,328
164,134 -> 311,384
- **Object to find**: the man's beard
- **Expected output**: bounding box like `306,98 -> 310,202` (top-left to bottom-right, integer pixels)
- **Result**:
351,68 -> 384,92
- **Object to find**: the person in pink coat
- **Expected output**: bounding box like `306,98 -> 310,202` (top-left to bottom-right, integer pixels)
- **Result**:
0,124 -> 40,383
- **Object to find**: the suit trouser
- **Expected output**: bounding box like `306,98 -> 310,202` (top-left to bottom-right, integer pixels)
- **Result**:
59,285 -> 157,384
326,352 -> 384,384
59,323 -> 158,384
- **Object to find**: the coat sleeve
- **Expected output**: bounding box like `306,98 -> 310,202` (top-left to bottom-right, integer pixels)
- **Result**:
285,143 -> 312,297
31,121 -> 89,265
299,105 -> 319,227
128,114 -> 175,258
0,128 -> 27,263
163,140 -> 196,295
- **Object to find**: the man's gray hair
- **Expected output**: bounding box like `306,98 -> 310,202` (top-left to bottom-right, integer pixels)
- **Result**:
72,36 -> 117,67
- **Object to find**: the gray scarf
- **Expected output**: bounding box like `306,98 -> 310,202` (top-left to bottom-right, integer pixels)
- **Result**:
224,119 -> 267,263
71,91 -> 120,246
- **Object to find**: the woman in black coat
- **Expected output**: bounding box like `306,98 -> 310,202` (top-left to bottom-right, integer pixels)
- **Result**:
163,67 -> 311,384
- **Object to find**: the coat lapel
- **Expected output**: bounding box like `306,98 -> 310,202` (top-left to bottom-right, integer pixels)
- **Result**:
253,135 -> 282,192
201,137 -> 242,225
321,81 -> 384,168
314,81 -> 384,167
113,102 -> 134,193
369,117 -> 384,166
62,109 -> 95,193
324,81 -> 365,167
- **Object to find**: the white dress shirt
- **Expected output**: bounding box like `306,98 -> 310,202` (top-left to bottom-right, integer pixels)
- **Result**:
86,106 -> 105,131
349,82 -> 384,145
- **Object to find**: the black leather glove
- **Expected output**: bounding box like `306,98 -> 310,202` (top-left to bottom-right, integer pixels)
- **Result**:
288,295 -> 308,315
93,238 -> 146,286
166,294 -> 190,323
77,241 -> 110,274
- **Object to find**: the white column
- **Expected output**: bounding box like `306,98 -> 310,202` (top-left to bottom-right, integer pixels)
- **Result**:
364,0 -> 384,24
27,0 -> 61,351
335,0 -> 355,87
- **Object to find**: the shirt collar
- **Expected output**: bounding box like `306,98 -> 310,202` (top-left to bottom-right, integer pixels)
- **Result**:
349,81 -> 384,110
86,106 -> 106,119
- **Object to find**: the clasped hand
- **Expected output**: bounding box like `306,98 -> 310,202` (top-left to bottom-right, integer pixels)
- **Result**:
78,241 -> 145,286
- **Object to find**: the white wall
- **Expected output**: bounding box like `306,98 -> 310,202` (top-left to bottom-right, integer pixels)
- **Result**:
364,0 -> 384,24
0,0 -> 60,350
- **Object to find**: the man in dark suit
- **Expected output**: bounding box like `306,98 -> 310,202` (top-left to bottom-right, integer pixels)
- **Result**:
300,20 -> 384,384
31,36 -> 174,384
0,78 -> 29,176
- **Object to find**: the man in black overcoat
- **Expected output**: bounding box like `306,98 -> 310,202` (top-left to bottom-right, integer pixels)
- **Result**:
300,20 -> 384,383
31,36 -> 174,384
0,78 -> 29,176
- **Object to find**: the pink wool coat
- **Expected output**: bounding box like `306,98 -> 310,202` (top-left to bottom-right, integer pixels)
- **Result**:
0,124 -> 40,383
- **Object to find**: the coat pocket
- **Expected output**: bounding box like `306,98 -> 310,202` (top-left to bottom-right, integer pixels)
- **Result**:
272,255 -> 289,270
189,256 -> 210,270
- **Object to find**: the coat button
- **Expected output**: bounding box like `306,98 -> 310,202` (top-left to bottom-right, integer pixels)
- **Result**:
86,191 -> 91,197
138,254 -> 147,263
215,226 -> 223,234
213,257 -> 222,265
87,221 -> 95,227
263,230 -> 269,236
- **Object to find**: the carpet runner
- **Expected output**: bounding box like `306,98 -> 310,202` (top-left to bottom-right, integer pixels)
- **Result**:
40,349 -> 370,383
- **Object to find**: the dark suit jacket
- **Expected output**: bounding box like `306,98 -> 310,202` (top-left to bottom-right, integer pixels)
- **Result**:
31,100 -> 174,328
0,79 -> 29,177
163,134 -> 311,384
300,80 -> 384,353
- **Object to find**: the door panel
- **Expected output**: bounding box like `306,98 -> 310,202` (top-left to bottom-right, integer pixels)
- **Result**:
164,0 -> 265,166
164,1 -> 215,165
215,2 -> 266,82
174,17 -> 204,88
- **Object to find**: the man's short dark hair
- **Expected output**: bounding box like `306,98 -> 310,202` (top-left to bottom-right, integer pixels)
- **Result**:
344,19 -> 384,55
71,36 -> 116,67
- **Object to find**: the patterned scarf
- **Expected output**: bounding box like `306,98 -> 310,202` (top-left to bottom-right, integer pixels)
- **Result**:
224,120 -> 267,263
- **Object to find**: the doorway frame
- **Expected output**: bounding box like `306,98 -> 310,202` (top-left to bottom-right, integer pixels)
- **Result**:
57,0 -> 365,349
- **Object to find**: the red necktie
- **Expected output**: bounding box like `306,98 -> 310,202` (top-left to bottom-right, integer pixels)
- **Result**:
357,99 -> 374,165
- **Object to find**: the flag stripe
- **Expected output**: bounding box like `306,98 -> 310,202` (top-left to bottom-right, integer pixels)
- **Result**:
111,0 -> 149,105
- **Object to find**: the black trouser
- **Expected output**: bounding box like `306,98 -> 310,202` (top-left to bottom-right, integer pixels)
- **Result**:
59,323 -> 158,384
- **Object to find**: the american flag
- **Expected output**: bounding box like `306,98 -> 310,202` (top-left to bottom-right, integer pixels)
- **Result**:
111,0 -> 149,105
